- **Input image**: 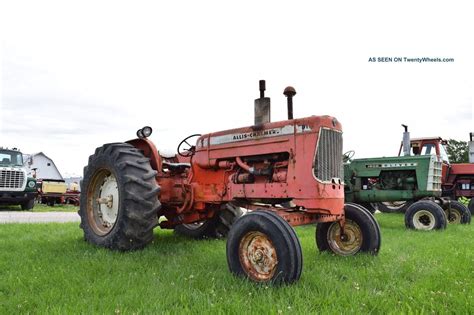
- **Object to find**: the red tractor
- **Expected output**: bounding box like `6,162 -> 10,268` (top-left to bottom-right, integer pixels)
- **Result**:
377,132 -> 474,214
79,81 -> 380,284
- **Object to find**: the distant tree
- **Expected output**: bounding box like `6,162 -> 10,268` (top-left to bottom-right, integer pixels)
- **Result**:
446,139 -> 469,163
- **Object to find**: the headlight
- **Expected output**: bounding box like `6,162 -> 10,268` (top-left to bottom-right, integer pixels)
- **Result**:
28,181 -> 36,188
136,126 -> 153,139
142,126 -> 153,137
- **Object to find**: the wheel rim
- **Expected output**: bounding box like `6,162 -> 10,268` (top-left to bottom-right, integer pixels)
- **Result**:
412,210 -> 435,230
381,201 -> 406,210
446,209 -> 462,224
327,219 -> 363,256
87,169 -> 119,235
239,231 -> 278,282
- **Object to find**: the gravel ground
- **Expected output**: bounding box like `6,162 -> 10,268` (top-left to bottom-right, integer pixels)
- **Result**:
0,211 -> 80,224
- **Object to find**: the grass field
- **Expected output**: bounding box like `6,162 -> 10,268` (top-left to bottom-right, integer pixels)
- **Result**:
1,213 -> 473,314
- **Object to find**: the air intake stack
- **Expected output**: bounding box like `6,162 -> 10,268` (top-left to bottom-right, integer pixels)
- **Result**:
469,132 -> 474,163
402,124 -> 411,156
254,80 -> 271,125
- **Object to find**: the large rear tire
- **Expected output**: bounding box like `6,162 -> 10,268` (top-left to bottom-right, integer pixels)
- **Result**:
404,200 -> 446,230
316,203 -> 381,256
442,200 -> 471,224
376,201 -> 413,213
468,198 -> 474,215
79,143 -> 161,251
226,210 -> 302,285
175,203 -> 244,239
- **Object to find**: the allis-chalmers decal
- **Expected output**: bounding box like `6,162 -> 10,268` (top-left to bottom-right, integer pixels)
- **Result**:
207,125 -> 311,146
232,129 -> 280,140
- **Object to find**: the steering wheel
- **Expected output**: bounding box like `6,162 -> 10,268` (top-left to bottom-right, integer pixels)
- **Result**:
343,150 -> 355,162
177,134 -> 202,157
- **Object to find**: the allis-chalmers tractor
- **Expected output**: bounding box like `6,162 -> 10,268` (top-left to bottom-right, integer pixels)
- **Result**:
374,132 -> 474,215
344,126 -> 471,230
79,81 -> 381,284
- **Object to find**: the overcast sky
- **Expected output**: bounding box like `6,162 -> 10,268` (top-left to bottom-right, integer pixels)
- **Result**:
1,1 -> 472,177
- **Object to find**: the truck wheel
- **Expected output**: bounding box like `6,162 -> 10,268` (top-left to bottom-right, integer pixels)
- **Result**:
21,198 -> 35,211
469,198 -> 474,215
226,210 -> 302,284
376,201 -> 413,213
79,143 -> 161,251
316,203 -> 381,256
175,203 -> 244,238
443,200 -> 471,224
404,201 -> 446,230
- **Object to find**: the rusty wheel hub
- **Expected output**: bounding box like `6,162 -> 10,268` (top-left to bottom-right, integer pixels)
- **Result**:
327,219 -> 363,256
239,231 -> 278,282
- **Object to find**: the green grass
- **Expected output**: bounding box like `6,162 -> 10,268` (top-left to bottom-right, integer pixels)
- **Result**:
0,204 -> 78,212
1,213 -> 473,314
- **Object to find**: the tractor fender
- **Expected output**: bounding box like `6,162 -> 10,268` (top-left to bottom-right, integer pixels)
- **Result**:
126,138 -> 162,173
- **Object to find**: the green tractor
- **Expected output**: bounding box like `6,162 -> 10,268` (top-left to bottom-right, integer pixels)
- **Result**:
344,125 -> 471,230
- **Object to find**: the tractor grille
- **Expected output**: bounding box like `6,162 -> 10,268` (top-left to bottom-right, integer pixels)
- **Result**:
426,156 -> 442,191
314,128 -> 343,182
0,169 -> 25,189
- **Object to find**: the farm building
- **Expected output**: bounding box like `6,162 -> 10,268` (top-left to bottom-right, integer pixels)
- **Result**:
23,152 -> 64,181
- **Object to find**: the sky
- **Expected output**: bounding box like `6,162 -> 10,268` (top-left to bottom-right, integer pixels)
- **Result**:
0,0 -> 473,177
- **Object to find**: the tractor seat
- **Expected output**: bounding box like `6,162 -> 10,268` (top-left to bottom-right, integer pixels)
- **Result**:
1,158 -> 10,164
159,149 -> 177,159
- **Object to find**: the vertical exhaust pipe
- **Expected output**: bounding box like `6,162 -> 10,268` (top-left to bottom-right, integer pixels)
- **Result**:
283,86 -> 296,120
254,80 -> 271,125
402,124 -> 410,156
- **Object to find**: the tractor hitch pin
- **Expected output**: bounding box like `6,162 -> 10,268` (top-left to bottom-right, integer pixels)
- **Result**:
284,86 -> 296,120
96,195 -> 113,208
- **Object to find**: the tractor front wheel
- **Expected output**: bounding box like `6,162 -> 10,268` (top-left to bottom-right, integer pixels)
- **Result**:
79,143 -> 161,251
316,203 -> 381,256
359,202 -> 376,214
468,198 -> 474,215
226,210 -> 302,284
442,200 -> 471,224
404,200 -> 446,230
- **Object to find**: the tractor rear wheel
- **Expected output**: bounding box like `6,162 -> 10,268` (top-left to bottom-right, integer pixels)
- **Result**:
79,143 -> 161,251
174,203 -> 244,238
226,210 -> 302,284
404,200 -> 446,230
316,203 -> 381,256
442,200 -> 471,224
468,198 -> 474,215
376,201 -> 413,213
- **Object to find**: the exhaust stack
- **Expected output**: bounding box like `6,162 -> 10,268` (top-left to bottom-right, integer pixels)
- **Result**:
469,132 -> 474,163
283,86 -> 296,120
254,80 -> 271,125
402,124 -> 411,156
